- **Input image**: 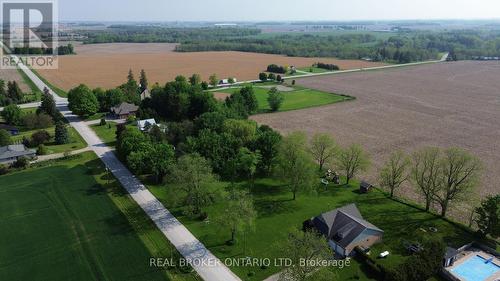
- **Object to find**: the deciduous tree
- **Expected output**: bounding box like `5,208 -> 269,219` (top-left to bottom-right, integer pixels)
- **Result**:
379,150 -> 410,198
336,144 -> 370,184
267,87 -> 284,112
275,132 -> 316,200
309,133 -> 337,171
217,189 -> 256,244
1,104 -> 22,125
68,84 -> 99,117
475,195 -> 500,238
411,147 -> 441,212
433,148 -> 481,217
0,129 -> 12,146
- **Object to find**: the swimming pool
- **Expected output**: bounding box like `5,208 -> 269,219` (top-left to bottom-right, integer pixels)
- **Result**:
451,255 -> 500,281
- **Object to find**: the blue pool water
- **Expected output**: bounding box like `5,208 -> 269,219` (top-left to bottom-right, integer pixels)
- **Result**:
451,255 -> 500,281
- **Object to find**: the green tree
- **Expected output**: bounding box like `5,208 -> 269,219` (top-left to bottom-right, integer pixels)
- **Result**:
475,195 -> 500,238
222,119 -> 257,145
276,132 -> 316,200
217,189 -> 256,244
55,122 -> 70,145
379,150 -> 410,198
7,81 -> 23,102
139,69 -> 148,92
169,153 -> 219,217
1,104 -> 22,125
434,148 -> 482,217
309,133 -> 337,171
209,74 -> 218,88
411,147 -> 441,212
0,129 -> 12,146
236,147 -> 261,182
253,125 -> 281,175
67,84 -> 99,117
239,86 -> 258,114
278,229 -> 335,281
149,143 -> 175,183
267,87 -> 284,112
259,72 -> 268,81
36,144 -> 48,155
189,74 -> 202,86
336,144 -> 370,184
38,87 -> 57,118
267,73 -> 276,80
227,77 -> 235,84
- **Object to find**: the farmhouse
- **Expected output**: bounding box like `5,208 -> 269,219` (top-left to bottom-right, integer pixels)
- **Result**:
304,204 -> 384,257
0,144 -> 36,164
110,102 -> 139,119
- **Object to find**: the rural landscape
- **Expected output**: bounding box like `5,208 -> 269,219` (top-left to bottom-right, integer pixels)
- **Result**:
1,1 -> 499,281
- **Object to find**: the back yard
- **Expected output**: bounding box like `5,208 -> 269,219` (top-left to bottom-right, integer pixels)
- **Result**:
147,178 -> 487,281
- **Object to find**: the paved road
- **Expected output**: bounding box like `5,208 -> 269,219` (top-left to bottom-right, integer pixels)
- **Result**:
14,56 -> 241,281
0,101 -> 40,111
209,53 -> 448,89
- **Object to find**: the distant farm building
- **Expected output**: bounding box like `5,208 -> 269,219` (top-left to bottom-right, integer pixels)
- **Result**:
137,118 -> 157,132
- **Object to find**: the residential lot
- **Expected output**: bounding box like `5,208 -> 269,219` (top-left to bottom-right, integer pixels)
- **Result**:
0,152 -> 195,281
37,43 -> 386,91
0,69 -> 30,92
252,61 -> 500,208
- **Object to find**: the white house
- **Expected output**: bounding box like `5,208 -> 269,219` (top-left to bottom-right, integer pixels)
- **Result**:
137,118 -> 157,132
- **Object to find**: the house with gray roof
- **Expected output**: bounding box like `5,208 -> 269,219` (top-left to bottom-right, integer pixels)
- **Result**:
304,203 -> 384,257
110,102 -> 139,119
0,144 -> 36,164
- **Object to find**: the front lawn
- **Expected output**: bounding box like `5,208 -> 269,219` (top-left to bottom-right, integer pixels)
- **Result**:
0,152 -> 196,281
215,85 -> 350,113
91,122 -> 119,146
12,125 -> 87,154
148,178 -> 482,281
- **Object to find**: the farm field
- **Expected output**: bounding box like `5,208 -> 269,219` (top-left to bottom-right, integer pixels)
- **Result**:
37,43 -> 386,91
0,68 -> 31,92
0,152 -> 195,281
251,61 -> 500,213
147,177 -> 484,281
214,85 -> 351,112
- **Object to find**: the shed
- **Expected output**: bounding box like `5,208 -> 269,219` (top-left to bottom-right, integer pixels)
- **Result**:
360,181 -> 373,193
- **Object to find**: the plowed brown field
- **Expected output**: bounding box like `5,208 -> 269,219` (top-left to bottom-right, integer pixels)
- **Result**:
37,43 -> 386,91
0,69 -> 30,92
252,61 -> 500,215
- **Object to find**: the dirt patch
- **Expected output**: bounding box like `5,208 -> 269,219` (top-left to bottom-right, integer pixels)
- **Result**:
251,61 -> 500,212
0,69 -> 30,92
37,43 -> 386,91
213,92 -> 231,101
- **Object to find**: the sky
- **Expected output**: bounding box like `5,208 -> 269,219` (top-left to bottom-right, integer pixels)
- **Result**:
58,0 -> 500,22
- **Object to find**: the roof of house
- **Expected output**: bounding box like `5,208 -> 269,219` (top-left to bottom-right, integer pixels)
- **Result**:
360,181 -> 372,188
140,89 -> 151,99
311,204 -> 383,248
445,247 -> 459,259
0,124 -> 19,131
0,144 -> 35,160
111,102 -> 139,115
137,118 -> 157,130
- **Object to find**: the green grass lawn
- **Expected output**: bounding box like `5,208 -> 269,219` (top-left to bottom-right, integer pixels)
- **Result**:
91,122 -> 119,146
12,125 -> 87,154
147,178 -> 484,281
215,85 -> 350,113
0,152 -> 196,281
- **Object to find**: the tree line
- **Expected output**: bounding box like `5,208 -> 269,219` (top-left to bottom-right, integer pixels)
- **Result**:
11,43 -> 75,55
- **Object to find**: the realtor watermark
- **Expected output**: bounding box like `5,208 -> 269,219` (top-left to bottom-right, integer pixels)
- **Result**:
150,257 -> 351,269
1,0 -> 58,69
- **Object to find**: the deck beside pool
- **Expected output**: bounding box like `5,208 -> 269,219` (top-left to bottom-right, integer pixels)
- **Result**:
444,249 -> 500,281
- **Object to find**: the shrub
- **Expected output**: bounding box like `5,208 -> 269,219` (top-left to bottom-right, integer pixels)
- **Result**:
37,144 -> 48,155
266,64 -> 287,74
23,113 -> 53,129
11,157 -> 29,169
0,129 -> 12,146
1,104 -> 22,125
0,164 -> 9,175
267,73 -> 276,80
259,72 -> 267,82
30,130 -> 51,147
99,118 -> 107,126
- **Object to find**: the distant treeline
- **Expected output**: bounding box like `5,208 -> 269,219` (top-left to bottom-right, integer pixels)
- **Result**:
81,26 -> 261,44
176,31 -> 500,63
12,44 -> 75,55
